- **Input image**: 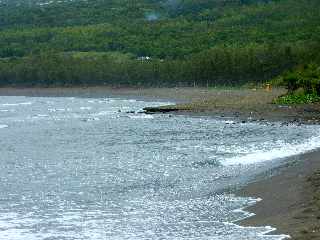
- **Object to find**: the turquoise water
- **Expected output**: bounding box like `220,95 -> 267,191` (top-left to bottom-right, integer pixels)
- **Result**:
0,96 -> 319,240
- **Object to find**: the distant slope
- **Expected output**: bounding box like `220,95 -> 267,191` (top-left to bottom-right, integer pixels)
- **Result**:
0,0 -> 319,87
0,0 -> 264,30
0,0 -> 319,58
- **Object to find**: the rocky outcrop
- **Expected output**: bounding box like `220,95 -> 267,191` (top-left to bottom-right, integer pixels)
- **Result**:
143,106 -> 181,114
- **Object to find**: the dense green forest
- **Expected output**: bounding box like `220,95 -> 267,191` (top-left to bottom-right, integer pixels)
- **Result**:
0,0 -> 319,87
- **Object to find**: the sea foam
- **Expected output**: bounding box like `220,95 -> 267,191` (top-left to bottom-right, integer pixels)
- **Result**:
128,114 -> 154,119
223,134 -> 320,165
1,102 -> 32,106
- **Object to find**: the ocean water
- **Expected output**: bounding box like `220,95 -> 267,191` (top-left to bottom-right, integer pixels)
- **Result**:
1,96 -> 320,240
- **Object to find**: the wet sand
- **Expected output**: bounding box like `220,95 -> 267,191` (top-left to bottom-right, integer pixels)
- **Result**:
1,86 -> 320,239
238,150 -> 320,240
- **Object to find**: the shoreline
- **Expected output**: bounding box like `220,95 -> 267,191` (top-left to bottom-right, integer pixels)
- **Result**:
1,86 -> 319,124
1,86 -> 320,239
237,150 -> 320,239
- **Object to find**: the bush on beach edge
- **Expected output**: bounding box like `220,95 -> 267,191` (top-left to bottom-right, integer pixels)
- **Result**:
271,63 -> 320,104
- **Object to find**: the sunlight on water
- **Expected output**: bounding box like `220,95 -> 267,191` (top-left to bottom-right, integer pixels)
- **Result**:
0,96 -> 318,240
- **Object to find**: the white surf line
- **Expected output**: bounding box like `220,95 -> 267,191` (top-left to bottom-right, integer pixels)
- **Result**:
231,197 -> 291,239
223,134 -> 320,166
1,102 -> 32,106
224,221 -> 291,240
128,115 -> 154,119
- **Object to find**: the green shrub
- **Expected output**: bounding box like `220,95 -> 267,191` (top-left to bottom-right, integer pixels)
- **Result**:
271,63 -> 320,94
272,63 -> 320,104
282,71 -> 301,94
273,93 -> 320,104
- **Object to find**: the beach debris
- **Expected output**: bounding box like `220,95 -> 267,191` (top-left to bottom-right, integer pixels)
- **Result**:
265,83 -> 272,91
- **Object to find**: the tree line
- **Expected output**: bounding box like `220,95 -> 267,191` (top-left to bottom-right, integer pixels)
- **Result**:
0,42 -> 319,87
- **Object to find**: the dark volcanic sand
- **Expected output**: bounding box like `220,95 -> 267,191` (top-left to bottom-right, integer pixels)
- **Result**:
238,151 -> 320,240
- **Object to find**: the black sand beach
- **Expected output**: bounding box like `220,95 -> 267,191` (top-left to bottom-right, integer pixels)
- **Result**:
238,150 -> 320,239
1,87 -> 320,239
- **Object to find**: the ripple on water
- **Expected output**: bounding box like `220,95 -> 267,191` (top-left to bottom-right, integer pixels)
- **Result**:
0,96 -> 319,240
1,102 -> 32,106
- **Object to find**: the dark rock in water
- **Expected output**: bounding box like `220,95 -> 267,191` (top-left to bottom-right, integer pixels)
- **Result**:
118,109 -> 122,113
234,112 -> 240,117
144,111 -> 156,115
126,111 -> 135,114
241,120 -> 246,124
143,107 -> 180,114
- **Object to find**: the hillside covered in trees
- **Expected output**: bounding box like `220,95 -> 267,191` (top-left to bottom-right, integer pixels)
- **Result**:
0,0 -> 319,87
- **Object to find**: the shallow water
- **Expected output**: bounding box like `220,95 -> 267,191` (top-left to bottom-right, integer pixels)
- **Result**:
0,96 -> 320,240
